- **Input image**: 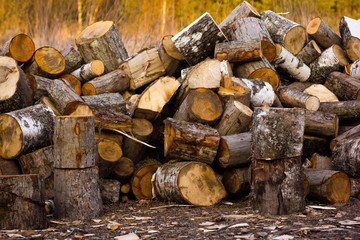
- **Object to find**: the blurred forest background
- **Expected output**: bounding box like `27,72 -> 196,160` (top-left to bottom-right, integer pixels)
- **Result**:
0,0 -> 359,55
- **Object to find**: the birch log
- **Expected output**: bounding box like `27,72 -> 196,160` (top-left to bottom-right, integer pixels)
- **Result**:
340,16 -> 360,62
332,138 -> 360,178
306,17 -> 342,49
241,78 -> 275,107
296,40 -> 322,65
70,60 -> 104,83
0,33 -> 35,62
350,59 -> 360,79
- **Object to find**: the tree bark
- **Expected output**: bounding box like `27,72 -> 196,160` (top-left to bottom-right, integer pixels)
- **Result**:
318,100 -> 360,119
330,124 -> 360,151
92,107 -> 132,132
99,178 -> 121,203
350,178 -> 360,198
277,86 -> 320,111
214,39 -> 262,63
0,33 -> 35,63
306,17 -> 342,49
18,145 -> 54,178
0,158 -> 21,175
223,167 -> 250,195
305,110 -> 338,138
241,78 -> 275,107
295,40 -> 322,65
324,71 -> 360,100
339,16 -> 360,62
310,153 -> 332,170
303,84 -> 339,102
70,60 -> 104,83
82,92 -> 127,114
60,46 -> 84,74
332,138 -> 360,178
349,59 -> 360,79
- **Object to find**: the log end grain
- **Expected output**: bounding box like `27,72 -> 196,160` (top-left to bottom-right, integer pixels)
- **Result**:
60,74 -> 82,96
305,96 -> 320,111
131,162 -> 161,200
0,114 -> 23,159
76,21 -> 113,44
162,35 -> 185,60
8,33 -> 35,62
284,25 -> 307,55
98,138 -> 123,162
91,60 -> 105,76
82,82 -> 97,95
0,56 -> 20,101
248,68 -> 279,90
34,47 -> 65,75
306,17 -> 322,35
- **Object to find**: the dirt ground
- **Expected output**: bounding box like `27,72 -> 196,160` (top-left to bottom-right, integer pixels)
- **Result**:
1,196 -> 360,240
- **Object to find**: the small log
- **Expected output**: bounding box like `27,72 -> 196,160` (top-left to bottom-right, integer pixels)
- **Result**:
172,12 -> 227,66
340,16 -> 360,62
0,33 -> 35,62
0,158 -> 21,175
23,47 -> 65,78
277,86 -> 320,111
330,124 -> 360,151
241,78 -> 275,107
324,71 -> 360,100
223,167 -> 250,195
131,158 -> 161,200
273,44 -> 311,82
0,174 -> 47,229
60,74 -> 82,96
53,116 -> 96,169
54,167 -> 102,220
234,57 -> 279,90
295,40 -> 322,65
99,178 -> 121,203
113,157 -> 135,182
186,58 -> 223,89
152,161 -> 226,206
60,46 -> 84,74
252,107 -> 305,160
303,135 -> 331,161
305,110 -> 338,138
121,195 -> 129,202
214,39 -> 262,63
70,60 -> 104,83
310,153 -> 332,170
251,157 -> 305,215
332,138 -> 360,178
215,99 -> 253,135
93,107 -> 132,132
18,146 -> 54,178
76,20 -> 128,73
216,132 -> 251,168
82,69 -> 129,96
306,17 -> 342,49
350,178 -> 360,198
121,183 -> 131,195
83,92 -> 126,114
309,44 -> 349,84
157,35 -> 184,76
349,59 -> 360,79
260,10 -> 306,55
287,81 -> 313,92
318,100 -> 360,119
164,118 -> 220,164
303,84 -> 339,102
0,104 -> 55,159
304,168 -> 350,203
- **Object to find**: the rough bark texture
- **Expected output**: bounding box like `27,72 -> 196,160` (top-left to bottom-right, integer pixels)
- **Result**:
306,17 -> 342,49
0,158 -> 21,175
277,86 -> 320,111
32,75 -> 51,101
61,46 -> 84,74
18,145 -> 54,178
70,60 -> 104,83
92,107 -> 132,132
241,78 -> 275,107
214,39 -> 262,63
332,138 -> 360,178
350,178 -> 360,197
318,100 -> 360,119
296,40 -> 322,65
82,93 -> 126,114
330,124 -> 360,151
223,167 -> 250,195
99,178 -> 121,203
324,71 -> 360,100
310,153 -> 332,170
305,110 -> 338,138
303,135 -> 331,162
339,16 -> 360,62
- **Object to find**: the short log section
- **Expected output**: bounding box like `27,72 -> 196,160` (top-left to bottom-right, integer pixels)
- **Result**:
0,33 -> 35,62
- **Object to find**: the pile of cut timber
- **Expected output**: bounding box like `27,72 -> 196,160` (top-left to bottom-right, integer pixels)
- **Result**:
2,1 -> 360,226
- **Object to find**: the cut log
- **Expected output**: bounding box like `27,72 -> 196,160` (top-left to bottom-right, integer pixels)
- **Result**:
0,56 -> 33,114
339,16 -> 360,62
215,99 -> 253,135
223,167 -> 250,195
99,178 -> 121,203
251,157 -> 305,215
217,86 -> 251,107
23,47 -> 65,78
214,39 -> 262,63
122,118 -> 153,164
70,60 -> 104,83
310,153 -> 332,170
172,12 -> 227,66
76,20 -> 128,73
330,124 -> 360,151
31,74 -> 51,101
134,76 -> 181,120
36,96 -> 61,116
164,118 -> 220,164
157,35 -> 184,76
60,74 -> 82,96
54,167 -> 102,220
60,46 -> 84,74
131,158 -> 161,200
350,178 -> 360,197
83,92 -> 126,114
173,88 -> 223,125
252,107 -> 305,160
305,110 -> 338,138
216,132 -> 251,168
273,44 -> 311,82
308,44 -> 349,84
350,59 -> 360,79
303,84 -> 339,102
0,104 -> 55,159
318,100 -> 360,119
113,157 -> 135,181
0,33 -> 35,62
18,146 -> 54,178
0,174 -> 47,229
277,86 -> 320,111
303,135 -> 331,161
186,58 -> 222,89
260,10 -> 306,55
332,138 -> 360,178
304,168 -> 350,203
296,40 -> 322,65
241,78 -> 275,107
0,158 -> 21,175
82,69 -> 129,96
234,57 -> 279,90
324,71 -> 360,100
92,107 -> 132,132
152,161 -> 226,206
121,183 -> 131,195
53,116 -> 96,169
306,17 -> 342,49
287,81 -> 312,92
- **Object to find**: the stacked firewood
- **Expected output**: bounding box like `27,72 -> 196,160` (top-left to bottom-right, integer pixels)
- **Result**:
2,1 -> 360,227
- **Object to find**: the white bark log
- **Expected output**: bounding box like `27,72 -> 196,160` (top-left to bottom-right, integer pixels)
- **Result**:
241,78 -> 275,107
350,59 -> 360,79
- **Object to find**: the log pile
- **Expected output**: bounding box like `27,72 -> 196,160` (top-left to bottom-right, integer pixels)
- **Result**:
2,1 -> 360,226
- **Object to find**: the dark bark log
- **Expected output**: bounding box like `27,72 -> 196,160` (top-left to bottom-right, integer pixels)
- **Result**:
324,71 -> 360,100
99,178 -> 121,203
223,167 -> 250,195
82,92 -> 127,114
60,46 -> 84,74
318,100 -> 360,119
305,110 -> 338,138
339,16 -> 360,62
330,124 -> 360,151
214,39 -> 262,63
277,86 -> 320,111
306,17 -> 342,49
332,138 -> 360,178
296,40 -> 322,65
18,146 -> 54,178
0,158 -> 21,175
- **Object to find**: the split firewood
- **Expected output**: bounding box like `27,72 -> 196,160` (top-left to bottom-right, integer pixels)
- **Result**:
131,158 -> 161,200
113,157 -> 135,182
59,74 -> 82,96
172,12 -> 227,66
306,17 -> 342,49
318,100 -> 360,119
83,92 -> 127,115
350,59 -> 360,79
82,69 -> 129,95
303,135 -> 331,161
0,33 -> 35,62
350,178 -> 360,198
332,138 -> 360,178
36,96 -> 61,116
0,56 -> 34,113
99,178 -> 121,203
303,84 -> 339,102
216,132 -> 251,168
119,48 -> 166,90
18,145 -> 54,178
214,39 -> 262,63
223,167 -> 250,195
0,158 -> 21,175
186,58 -> 223,89
304,168 -> 351,204
157,35 -> 184,76
324,72 -> 360,100
277,86 -> 320,111
76,20 -> 128,73
217,85 -> 251,107
60,46 -> 84,74
164,118 -> 220,164
241,78 -> 275,107
70,60 -> 104,83
295,40 -> 322,65
0,174 -> 47,229
252,107 -> 305,160
305,110 -> 338,138
330,124 -> 360,151
0,104 -> 55,159
152,161 -> 226,206
310,153 -> 332,170
261,10 -> 306,55
339,16 -> 360,62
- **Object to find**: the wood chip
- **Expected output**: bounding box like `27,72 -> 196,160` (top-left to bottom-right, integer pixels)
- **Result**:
306,205 -> 336,210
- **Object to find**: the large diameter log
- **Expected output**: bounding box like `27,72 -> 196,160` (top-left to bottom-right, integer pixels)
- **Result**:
53,116 -> 96,169
172,12 -> 227,66
76,20 -> 128,73
187,59 -> 222,89
152,161 -> 226,206
260,10 -> 306,55
60,74 -> 82,96
60,46 -> 84,74
350,59 -> 360,79
164,118 -> 220,164
305,110 -> 338,138
332,138 -> 360,178
216,132 -> 251,168
306,18 -> 342,49
273,44 -> 311,82
99,178 -> 121,203
70,60 -> 104,83
330,124 -> 360,151
303,84 -> 339,102
82,92 -> 126,114
0,158 -> 21,175
18,146 -> 54,178
318,100 -> 360,119
340,16 -> 360,62
0,56 -> 33,114
295,40 -> 322,65
324,72 -> 360,100
223,167 -> 250,195
304,168 -> 350,204
241,78 -> 275,107
308,44 -> 349,84
0,33 -> 35,62
310,153 -> 332,170
82,69 -> 129,96
54,167 -> 102,220
157,35 -> 184,76
252,107 -> 305,160
277,86 -> 320,111
0,174 -> 47,229
0,104 -> 55,159
214,39 -> 262,63
251,157 -> 305,215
